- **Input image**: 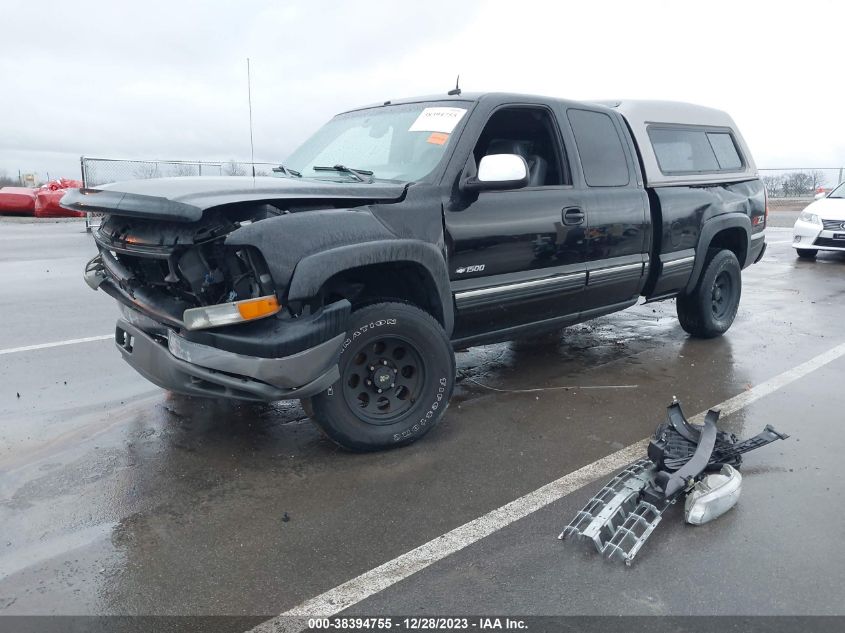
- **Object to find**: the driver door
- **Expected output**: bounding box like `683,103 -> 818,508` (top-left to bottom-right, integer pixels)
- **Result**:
445,104 -> 588,343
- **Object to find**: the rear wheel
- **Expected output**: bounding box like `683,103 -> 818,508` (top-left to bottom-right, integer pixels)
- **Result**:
677,249 -> 742,339
796,248 -> 818,259
309,302 -> 455,451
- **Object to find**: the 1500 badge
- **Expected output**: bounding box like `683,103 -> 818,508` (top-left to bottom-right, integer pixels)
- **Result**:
455,264 -> 485,274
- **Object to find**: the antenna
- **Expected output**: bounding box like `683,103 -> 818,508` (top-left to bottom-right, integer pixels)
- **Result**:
246,57 -> 256,178
447,74 -> 461,96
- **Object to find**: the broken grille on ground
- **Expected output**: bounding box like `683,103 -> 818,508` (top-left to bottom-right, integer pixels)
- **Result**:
559,398 -> 789,565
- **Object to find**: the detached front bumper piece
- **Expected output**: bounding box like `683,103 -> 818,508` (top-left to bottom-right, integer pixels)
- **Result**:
114,318 -> 343,402
560,399 -> 788,565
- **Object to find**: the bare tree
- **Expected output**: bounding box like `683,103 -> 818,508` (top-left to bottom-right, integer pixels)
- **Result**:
133,163 -> 160,180
170,163 -> 200,177
809,169 -> 827,192
761,174 -> 784,198
0,170 -> 19,187
223,160 -> 247,176
781,171 -> 815,197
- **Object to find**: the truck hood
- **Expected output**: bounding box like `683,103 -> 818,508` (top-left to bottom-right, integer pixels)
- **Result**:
60,176 -> 407,222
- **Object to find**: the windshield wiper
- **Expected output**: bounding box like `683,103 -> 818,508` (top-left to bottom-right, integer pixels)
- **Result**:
271,165 -> 302,178
312,164 -> 374,182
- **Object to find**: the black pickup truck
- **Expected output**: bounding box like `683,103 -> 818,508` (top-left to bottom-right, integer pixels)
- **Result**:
68,93 -> 767,450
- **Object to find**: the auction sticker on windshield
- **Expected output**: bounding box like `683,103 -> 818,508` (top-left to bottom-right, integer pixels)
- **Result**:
408,107 -> 467,133
426,132 -> 449,145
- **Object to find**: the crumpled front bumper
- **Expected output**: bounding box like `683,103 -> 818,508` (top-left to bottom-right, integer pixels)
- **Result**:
114,318 -> 343,402
87,246 -> 350,401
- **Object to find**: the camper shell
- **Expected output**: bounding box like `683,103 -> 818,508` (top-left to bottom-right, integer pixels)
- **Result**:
600,100 -> 758,188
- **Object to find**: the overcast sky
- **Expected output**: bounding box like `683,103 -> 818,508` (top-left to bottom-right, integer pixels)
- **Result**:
1,0 -> 843,181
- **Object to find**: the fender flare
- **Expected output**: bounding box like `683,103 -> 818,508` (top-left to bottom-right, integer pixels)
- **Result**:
685,213 -> 751,294
288,240 -> 455,335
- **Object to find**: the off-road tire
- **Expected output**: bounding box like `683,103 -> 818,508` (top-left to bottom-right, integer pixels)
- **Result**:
309,302 -> 455,451
796,248 -> 817,259
677,249 -> 742,339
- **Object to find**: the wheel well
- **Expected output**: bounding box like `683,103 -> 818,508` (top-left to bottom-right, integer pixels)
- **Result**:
708,227 -> 748,266
320,262 -> 445,326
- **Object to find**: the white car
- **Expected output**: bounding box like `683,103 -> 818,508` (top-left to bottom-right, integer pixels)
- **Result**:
792,182 -> 845,259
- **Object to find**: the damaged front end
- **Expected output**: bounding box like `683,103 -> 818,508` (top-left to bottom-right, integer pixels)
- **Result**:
84,207 -> 349,402
560,399 -> 789,565
68,175 -> 415,403
85,208 -> 278,328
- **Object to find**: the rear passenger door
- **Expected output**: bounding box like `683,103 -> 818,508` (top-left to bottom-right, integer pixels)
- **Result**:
562,107 -> 650,314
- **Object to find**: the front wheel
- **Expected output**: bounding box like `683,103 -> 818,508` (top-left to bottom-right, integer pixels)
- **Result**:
795,248 -> 817,259
309,302 -> 455,451
677,249 -> 742,339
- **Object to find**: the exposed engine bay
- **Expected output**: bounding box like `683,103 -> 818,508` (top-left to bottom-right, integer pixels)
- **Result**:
83,204 -> 298,330
94,206 -> 279,307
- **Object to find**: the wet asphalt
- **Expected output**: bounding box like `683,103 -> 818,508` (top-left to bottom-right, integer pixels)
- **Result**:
1,212 -> 844,621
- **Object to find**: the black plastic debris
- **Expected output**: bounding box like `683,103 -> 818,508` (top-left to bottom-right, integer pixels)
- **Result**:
559,398 -> 789,565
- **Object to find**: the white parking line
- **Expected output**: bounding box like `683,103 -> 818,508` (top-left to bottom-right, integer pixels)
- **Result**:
0,334 -> 113,356
252,342 -> 845,633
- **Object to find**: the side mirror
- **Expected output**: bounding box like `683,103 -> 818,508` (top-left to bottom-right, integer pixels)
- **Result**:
461,154 -> 529,192
814,191 -> 827,200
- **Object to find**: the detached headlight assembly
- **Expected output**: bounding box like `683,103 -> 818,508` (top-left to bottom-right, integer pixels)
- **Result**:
799,211 -> 822,225
684,464 -> 742,525
183,295 -> 280,330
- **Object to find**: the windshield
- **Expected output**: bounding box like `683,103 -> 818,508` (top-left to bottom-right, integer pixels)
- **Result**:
285,102 -> 468,183
829,182 -> 845,199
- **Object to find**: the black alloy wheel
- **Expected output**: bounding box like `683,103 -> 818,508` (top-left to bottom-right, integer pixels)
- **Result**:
308,302 -> 455,451
341,336 -> 425,425
710,270 -> 734,320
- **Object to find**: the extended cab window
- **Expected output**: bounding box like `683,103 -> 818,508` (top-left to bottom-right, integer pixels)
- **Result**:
472,106 -> 568,187
648,127 -> 744,174
566,109 -> 630,187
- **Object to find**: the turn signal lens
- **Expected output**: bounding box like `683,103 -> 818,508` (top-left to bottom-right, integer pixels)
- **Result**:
183,295 -> 281,330
237,296 -> 280,320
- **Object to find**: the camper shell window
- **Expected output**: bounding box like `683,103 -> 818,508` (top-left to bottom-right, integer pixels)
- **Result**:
648,125 -> 745,175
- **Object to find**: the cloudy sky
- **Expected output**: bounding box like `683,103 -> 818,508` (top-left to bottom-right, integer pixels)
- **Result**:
1,0 -> 843,181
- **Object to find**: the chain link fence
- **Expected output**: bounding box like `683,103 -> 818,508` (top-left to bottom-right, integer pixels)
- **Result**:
759,167 -> 844,200
80,157 -> 281,229
80,157 -> 280,188
77,156 -> 845,229
80,158 -> 845,198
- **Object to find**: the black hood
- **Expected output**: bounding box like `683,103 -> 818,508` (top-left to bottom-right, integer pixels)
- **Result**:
60,176 -> 407,222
